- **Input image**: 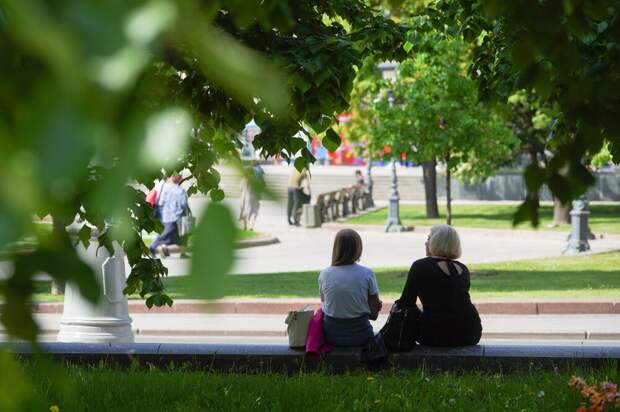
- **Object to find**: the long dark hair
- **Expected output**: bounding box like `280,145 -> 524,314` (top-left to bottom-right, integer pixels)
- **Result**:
331,229 -> 363,266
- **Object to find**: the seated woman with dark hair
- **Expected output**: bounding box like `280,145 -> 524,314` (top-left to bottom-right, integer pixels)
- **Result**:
319,229 -> 382,347
397,224 -> 482,347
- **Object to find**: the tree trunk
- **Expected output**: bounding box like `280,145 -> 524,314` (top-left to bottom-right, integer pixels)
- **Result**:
445,155 -> 452,226
422,158 -> 439,218
552,197 -> 570,226
50,215 -> 66,295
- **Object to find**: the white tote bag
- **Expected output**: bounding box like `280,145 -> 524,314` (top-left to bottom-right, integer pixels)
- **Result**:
285,307 -> 314,348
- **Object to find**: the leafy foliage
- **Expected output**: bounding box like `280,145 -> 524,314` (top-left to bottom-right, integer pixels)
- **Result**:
345,30 -> 516,223
426,0 -> 620,217
0,0 -> 408,340
590,142 -> 613,169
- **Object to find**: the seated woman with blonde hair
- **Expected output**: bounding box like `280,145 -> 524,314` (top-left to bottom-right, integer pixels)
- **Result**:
396,224 -> 482,346
319,229 -> 382,347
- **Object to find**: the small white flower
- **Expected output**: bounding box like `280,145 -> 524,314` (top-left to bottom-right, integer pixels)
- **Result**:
537,390 -> 545,398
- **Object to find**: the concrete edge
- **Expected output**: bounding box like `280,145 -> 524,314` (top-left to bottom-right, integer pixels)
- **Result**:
31,300 -> 620,315
6,343 -> 620,372
323,220 -> 620,242
235,235 -> 280,249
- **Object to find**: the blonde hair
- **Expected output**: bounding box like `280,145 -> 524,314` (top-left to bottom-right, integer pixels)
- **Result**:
427,224 -> 462,259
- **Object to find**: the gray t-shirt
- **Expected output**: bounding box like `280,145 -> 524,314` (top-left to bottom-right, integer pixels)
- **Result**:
318,263 -> 379,319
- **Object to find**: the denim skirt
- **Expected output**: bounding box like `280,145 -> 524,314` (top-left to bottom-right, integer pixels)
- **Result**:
323,314 -> 373,347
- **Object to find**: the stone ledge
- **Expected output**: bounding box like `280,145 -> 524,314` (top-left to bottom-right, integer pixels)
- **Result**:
30,299 -> 620,315
7,343 -> 620,372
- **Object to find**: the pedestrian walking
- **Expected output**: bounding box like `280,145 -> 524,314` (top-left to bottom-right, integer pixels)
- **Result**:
149,173 -> 188,258
239,162 -> 265,231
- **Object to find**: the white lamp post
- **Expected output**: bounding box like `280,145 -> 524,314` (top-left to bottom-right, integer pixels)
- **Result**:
57,224 -> 134,343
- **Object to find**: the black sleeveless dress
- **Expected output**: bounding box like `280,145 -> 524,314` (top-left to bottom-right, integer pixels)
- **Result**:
397,256 -> 482,346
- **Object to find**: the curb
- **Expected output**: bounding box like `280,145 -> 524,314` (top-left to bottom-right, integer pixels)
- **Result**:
9,343 -> 620,372
236,235 -> 280,249
26,329 -> 620,341
32,299 -> 620,315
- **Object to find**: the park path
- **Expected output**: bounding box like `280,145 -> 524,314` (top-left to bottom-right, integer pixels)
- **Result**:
0,199 -> 616,280
157,198 -> 620,276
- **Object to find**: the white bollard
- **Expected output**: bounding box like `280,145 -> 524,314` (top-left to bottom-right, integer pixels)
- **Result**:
57,237 -> 134,343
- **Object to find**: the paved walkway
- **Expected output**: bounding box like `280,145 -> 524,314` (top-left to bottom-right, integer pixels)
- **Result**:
10,313 -> 620,343
156,198 -> 620,276
1,199 -> 616,280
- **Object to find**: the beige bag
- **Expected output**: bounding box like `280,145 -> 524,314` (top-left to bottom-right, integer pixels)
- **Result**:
285,307 -> 313,348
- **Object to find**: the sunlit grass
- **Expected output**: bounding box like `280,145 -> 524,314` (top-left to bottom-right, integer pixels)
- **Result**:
346,203 -> 620,234
31,252 -> 620,301
21,362 -> 618,412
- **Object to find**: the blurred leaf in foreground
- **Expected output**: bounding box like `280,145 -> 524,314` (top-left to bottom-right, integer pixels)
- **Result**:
0,351 -> 41,411
188,202 -> 236,299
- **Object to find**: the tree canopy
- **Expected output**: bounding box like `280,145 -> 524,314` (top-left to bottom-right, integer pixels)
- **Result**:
344,31 -> 517,224
0,0 -> 407,340
423,0 -> 620,222
1,0 -> 619,341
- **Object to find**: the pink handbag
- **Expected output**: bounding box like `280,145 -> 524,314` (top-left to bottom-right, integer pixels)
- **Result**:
145,188 -> 158,207
305,308 -> 333,355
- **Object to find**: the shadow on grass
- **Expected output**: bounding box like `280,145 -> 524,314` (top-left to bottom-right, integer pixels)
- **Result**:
29,255 -> 620,301
162,268 -> 620,299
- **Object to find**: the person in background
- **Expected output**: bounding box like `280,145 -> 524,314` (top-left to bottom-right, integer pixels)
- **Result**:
239,161 -> 265,231
286,166 -> 308,226
150,173 -> 188,258
319,229 -> 382,347
354,169 -> 365,187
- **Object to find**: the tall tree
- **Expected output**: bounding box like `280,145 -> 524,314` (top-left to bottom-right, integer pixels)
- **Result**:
366,33 -> 517,225
505,90 -> 571,226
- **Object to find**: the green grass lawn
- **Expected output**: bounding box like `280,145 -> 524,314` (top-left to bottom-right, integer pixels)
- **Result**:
33,223 -> 260,247
15,362 -> 618,412
346,203 -> 620,234
30,252 -> 620,302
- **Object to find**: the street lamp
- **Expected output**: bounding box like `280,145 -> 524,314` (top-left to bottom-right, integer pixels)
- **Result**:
365,155 -> 374,208
377,62 -> 405,233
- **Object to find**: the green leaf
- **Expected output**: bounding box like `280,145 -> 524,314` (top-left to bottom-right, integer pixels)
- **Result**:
289,137 -> 307,154
323,128 -> 341,152
210,188 -> 225,202
178,17 -> 289,116
294,156 -> 309,172
293,76 -> 311,94
97,232 -> 115,257
188,202 -> 236,299
523,163 -> 545,193
403,40 -> 414,53
77,225 -> 91,249
512,196 -> 540,227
